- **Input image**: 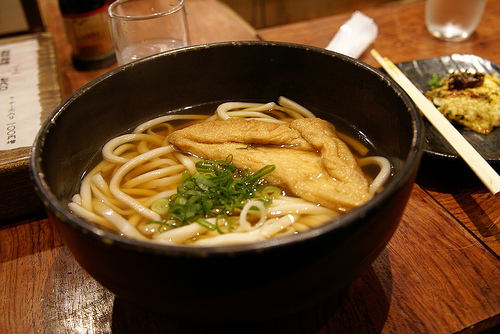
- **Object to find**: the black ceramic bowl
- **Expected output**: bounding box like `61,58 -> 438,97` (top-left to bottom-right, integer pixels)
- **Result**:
30,41 -> 424,322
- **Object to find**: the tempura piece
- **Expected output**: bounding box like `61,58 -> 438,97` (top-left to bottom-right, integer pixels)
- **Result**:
168,118 -> 372,212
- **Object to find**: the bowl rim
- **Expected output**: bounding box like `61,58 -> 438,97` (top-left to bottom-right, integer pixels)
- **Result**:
30,41 -> 424,257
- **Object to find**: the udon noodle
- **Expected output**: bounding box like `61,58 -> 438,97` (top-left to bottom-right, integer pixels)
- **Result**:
69,97 -> 391,246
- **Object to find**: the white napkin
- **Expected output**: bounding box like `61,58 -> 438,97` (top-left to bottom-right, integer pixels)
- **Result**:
326,11 -> 378,59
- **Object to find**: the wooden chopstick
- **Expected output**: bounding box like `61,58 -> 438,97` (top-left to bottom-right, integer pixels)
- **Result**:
370,49 -> 500,196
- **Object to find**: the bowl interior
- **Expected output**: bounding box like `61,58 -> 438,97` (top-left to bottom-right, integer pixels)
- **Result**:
32,41 -> 423,252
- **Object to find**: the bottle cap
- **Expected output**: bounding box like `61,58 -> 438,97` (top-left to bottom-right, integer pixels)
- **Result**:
59,0 -> 105,15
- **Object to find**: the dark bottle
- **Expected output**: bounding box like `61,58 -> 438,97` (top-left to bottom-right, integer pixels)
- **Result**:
59,0 -> 116,70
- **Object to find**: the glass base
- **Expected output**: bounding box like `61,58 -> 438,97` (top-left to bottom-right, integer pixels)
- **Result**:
427,28 -> 473,42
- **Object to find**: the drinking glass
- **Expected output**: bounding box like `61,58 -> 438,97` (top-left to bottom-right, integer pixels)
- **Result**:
108,0 -> 190,65
425,0 -> 487,41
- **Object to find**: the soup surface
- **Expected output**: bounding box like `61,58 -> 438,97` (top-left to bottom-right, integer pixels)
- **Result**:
69,97 -> 391,246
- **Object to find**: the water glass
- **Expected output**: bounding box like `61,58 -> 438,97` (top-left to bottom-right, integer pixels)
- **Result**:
425,0 -> 487,41
108,0 -> 190,65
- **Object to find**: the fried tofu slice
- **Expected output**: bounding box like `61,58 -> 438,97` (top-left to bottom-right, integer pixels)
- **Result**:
167,118 -> 372,212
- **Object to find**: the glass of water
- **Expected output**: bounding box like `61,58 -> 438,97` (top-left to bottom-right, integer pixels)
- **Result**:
109,0 -> 190,66
425,0 -> 487,42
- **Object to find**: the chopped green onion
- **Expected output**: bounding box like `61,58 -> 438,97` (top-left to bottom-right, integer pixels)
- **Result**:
261,186 -> 281,200
151,198 -> 169,215
151,155 -> 277,233
195,218 -> 217,231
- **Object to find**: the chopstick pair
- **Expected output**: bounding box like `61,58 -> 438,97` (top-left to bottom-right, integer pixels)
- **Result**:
370,49 -> 500,196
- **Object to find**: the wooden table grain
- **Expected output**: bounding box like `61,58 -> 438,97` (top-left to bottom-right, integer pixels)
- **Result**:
2,0 -> 500,333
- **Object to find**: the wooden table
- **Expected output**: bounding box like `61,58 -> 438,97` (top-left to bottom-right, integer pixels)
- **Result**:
2,0 -> 500,333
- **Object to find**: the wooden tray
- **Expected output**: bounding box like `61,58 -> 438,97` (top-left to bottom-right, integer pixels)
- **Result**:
0,33 -> 61,222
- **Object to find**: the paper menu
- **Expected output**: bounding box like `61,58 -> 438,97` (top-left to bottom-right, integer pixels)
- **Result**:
0,38 -> 42,151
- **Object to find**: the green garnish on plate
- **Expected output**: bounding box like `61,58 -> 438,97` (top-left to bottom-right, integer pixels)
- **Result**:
427,73 -> 444,90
